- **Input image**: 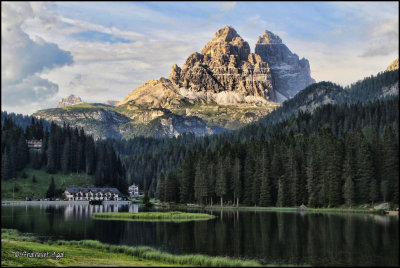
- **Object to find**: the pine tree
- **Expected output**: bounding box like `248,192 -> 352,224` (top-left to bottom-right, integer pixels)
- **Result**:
46,177 -> 56,199
179,158 -> 194,204
16,134 -> 29,171
215,159 -> 227,206
142,190 -> 151,207
343,176 -> 355,207
356,135 -> 374,204
370,178 -> 379,205
342,147 -> 356,207
156,172 -> 165,202
46,135 -> 57,174
1,150 -> 11,180
61,137 -> 70,174
259,174 -> 271,207
306,143 -> 320,207
382,126 -> 399,203
194,159 -> 208,205
164,171 -> 178,203
232,157 -> 242,207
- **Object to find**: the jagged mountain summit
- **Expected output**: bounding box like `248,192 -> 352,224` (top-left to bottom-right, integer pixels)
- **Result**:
119,26 -> 277,107
57,94 -> 84,108
255,30 -> 315,102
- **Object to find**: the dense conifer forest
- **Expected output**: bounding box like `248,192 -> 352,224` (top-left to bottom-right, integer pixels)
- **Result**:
1,118 -> 127,194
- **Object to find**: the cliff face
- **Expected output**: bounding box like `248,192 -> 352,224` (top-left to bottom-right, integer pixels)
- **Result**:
255,30 -> 315,102
169,26 -> 275,103
57,94 -> 84,108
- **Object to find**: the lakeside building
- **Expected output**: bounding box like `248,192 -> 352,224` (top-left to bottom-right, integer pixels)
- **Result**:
63,187 -> 120,201
128,184 -> 139,197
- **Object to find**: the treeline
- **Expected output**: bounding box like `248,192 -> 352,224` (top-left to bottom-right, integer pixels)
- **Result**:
1,111 -> 50,131
345,69 -> 399,103
1,118 -> 127,193
158,123 -> 398,207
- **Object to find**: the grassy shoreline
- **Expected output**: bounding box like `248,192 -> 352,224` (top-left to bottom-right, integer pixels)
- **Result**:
92,211 -> 216,222
1,229 -> 261,267
155,203 -> 393,215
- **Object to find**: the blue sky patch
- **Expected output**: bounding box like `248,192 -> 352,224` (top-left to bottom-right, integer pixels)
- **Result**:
71,30 -> 131,44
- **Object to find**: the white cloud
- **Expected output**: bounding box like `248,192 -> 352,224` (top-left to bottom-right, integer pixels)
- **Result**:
219,2 -> 236,11
1,2 -> 72,114
359,18 -> 399,58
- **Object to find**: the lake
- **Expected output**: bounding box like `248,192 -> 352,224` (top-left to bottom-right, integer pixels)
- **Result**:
1,203 -> 398,266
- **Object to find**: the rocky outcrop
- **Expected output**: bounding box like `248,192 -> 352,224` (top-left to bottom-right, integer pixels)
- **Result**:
34,106 -> 130,140
57,94 -> 84,108
118,78 -> 193,108
255,30 -> 315,102
140,113 -> 225,138
169,26 -> 275,104
386,58 -> 399,71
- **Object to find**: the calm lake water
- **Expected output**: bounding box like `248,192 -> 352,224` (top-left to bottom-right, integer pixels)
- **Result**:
1,203 -> 398,266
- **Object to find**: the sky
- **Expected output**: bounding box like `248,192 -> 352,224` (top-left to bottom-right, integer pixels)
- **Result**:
1,1 -> 399,115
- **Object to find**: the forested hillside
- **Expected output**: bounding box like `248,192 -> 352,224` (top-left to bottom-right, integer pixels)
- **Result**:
1,118 -> 127,194
159,99 -> 398,207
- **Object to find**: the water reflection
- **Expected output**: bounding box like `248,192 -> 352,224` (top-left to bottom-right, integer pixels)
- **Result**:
1,204 -> 398,266
64,203 -> 125,220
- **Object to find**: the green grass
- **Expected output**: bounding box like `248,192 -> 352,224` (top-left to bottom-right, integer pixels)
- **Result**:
2,229 -> 261,267
1,168 -> 95,200
92,211 -> 216,222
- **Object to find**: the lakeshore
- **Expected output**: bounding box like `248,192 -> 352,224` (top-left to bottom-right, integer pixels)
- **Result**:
157,203 -> 399,215
1,229 -> 261,267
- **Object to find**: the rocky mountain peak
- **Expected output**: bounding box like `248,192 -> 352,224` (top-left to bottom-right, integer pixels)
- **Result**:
257,30 -> 282,44
200,26 -> 250,61
57,94 -> 84,108
255,29 -> 315,101
211,25 -> 240,42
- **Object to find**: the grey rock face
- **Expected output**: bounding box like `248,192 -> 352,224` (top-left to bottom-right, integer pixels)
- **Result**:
255,30 -> 315,102
169,26 -> 276,102
57,94 -> 85,108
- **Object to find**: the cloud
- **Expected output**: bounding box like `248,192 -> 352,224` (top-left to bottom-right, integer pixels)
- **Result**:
2,75 -> 59,106
219,2 -> 236,11
359,19 -> 399,58
1,2 -> 73,114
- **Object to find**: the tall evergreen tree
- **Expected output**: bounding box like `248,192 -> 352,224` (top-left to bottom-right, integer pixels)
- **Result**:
232,157 -> 242,207
164,171 -> 178,203
46,177 -> 56,199
215,158 -> 227,206
156,172 -> 165,202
